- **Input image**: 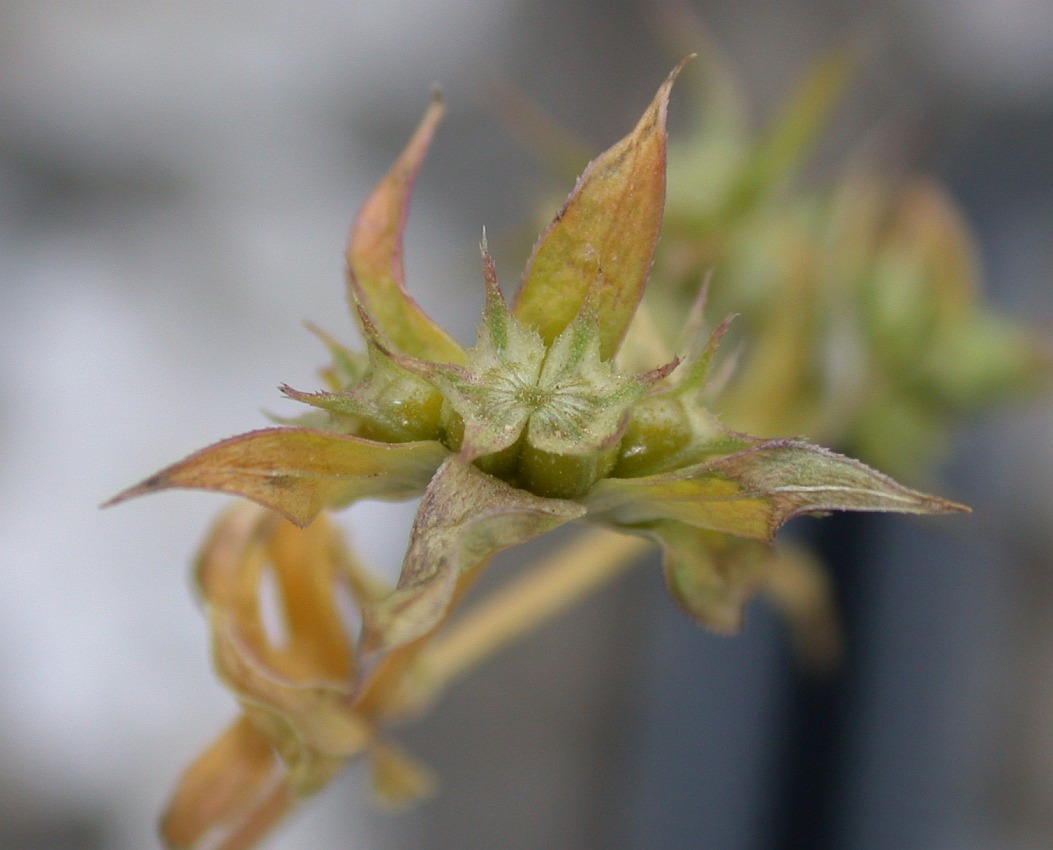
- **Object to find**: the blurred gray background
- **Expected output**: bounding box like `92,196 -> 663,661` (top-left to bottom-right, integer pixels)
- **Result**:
1,1 -> 1051,848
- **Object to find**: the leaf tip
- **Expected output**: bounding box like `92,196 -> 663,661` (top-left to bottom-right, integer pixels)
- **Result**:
671,52 -> 698,80
653,54 -> 696,114
929,496 -> 972,515
101,471 -> 172,511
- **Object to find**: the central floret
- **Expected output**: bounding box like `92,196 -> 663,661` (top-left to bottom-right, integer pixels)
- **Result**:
367,244 -> 675,498
511,382 -> 550,412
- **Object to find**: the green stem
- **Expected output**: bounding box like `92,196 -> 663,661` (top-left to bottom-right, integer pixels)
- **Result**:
405,528 -> 651,708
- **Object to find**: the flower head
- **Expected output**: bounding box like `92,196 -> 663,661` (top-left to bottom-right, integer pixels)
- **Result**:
107,59 -> 967,849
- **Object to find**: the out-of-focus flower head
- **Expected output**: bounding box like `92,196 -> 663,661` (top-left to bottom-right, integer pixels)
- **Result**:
635,25 -> 1049,474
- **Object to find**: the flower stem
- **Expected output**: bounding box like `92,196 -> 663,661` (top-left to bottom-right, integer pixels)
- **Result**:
410,528 -> 651,704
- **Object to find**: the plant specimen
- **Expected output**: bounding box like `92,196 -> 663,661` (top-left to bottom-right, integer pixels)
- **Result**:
104,54 -> 1031,850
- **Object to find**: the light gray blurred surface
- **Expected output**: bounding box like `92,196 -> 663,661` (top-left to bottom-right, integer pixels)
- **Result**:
0,3 -> 514,848
1,2 -> 1051,849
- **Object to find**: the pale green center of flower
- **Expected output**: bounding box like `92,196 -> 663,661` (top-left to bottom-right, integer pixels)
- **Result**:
514,384 -> 551,409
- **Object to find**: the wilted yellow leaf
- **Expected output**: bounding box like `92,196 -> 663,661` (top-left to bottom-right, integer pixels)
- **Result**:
589,438 -> 967,541
105,428 -> 448,526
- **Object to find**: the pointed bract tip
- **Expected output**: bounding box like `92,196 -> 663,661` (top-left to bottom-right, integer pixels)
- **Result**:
639,356 -> 682,387
666,54 -> 697,87
710,313 -> 738,347
278,382 -> 308,401
479,234 -> 506,305
100,473 -> 168,511
936,498 -> 972,515
351,294 -> 391,354
350,293 -> 371,330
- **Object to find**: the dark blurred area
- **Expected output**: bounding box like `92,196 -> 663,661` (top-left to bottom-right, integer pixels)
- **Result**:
1,1 -> 1050,848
